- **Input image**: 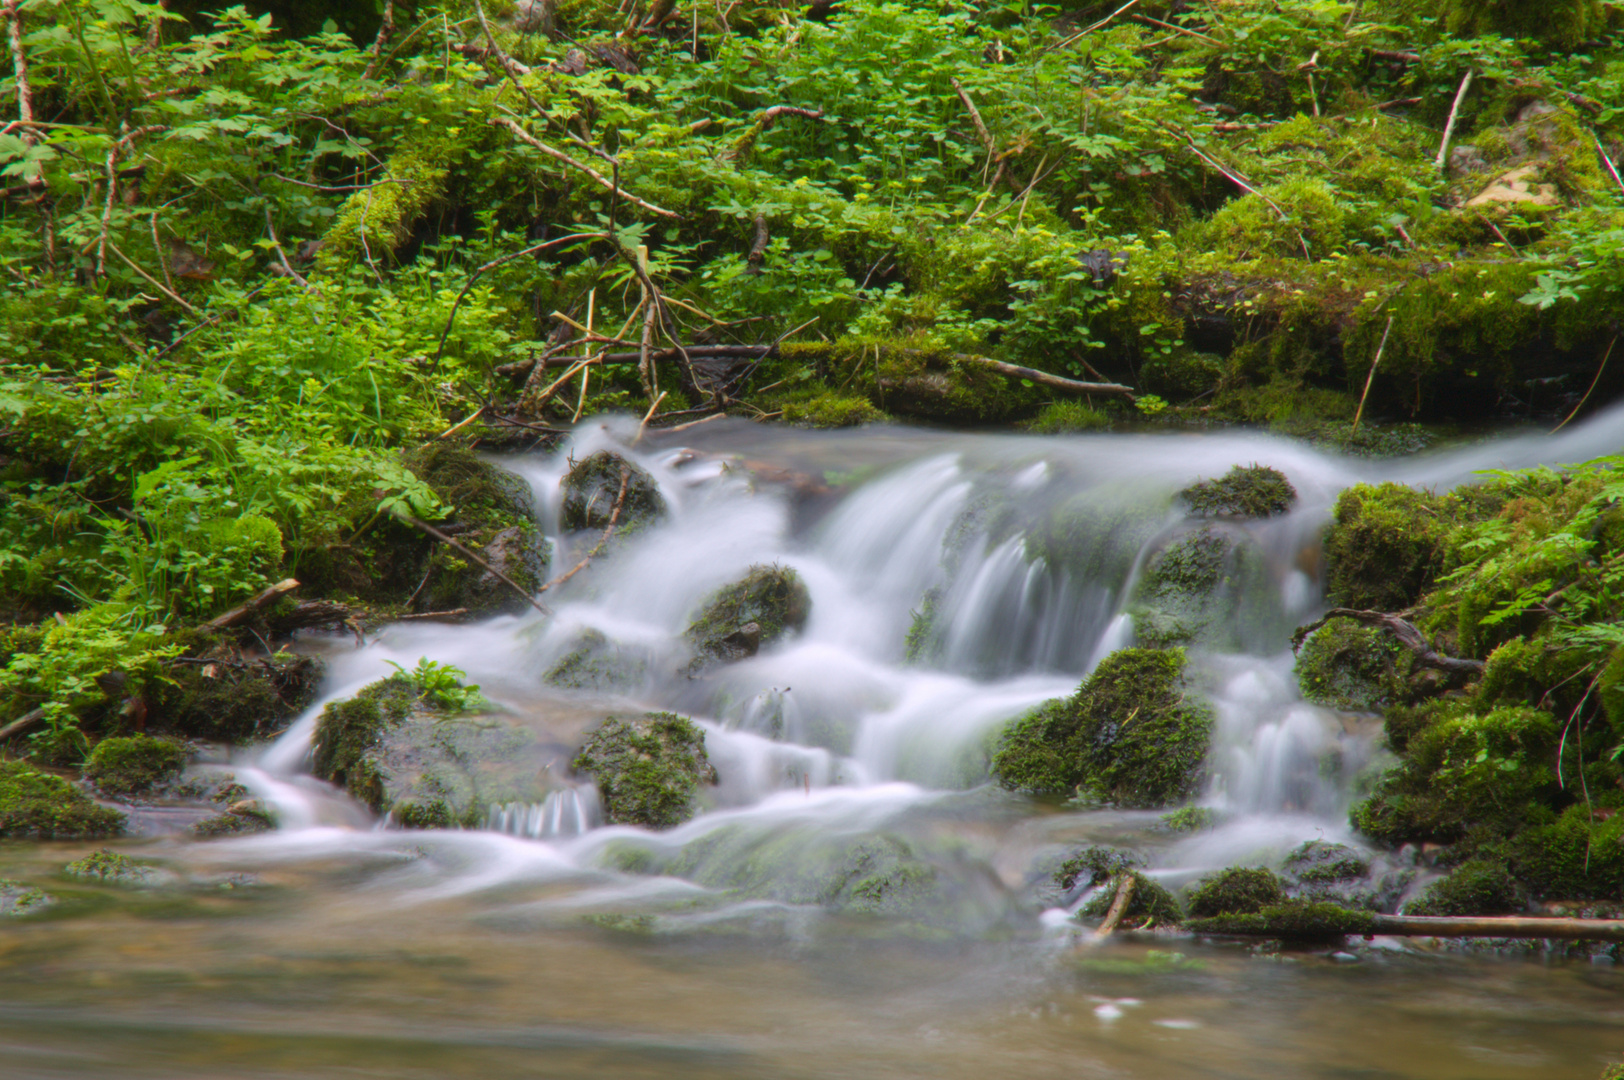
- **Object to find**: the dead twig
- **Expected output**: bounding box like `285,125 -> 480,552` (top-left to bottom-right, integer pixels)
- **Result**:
1552,335 -> 1617,434
397,515 -> 552,617
0,706 -> 47,743
3,0 -> 35,139
204,579 -> 301,632
950,77 -> 996,159
1163,123 -> 1311,259
433,230 -> 602,367
1434,69 -> 1475,173
492,116 -> 676,217
363,0 -> 396,79
106,242 -> 201,318
538,467 -> 632,594
1351,315 -> 1393,431
1292,608 -> 1484,676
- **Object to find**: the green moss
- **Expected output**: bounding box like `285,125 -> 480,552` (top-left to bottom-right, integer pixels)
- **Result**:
64,848 -> 159,885
683,564 -> 810,667
1439,0 -> 1605,46
1407,859 -> 1523,916
192,801 -> 276,838
1080,871 -> 1184,928
310,675 -> 417,811
149,652 -> 323,743
1507,806 -> 1624,901
1186,867 -> 1285,917
1132,526 -> 1281,651
544,629 -> 647,691
0,879 -> 53,917
1140,352 -> 1224,402
1283,841 -> 1370,885
1181,464 -> 1297,519
317,135 -> 453,270
1201,178 -> 1346,261
572,712 -> 718,828
1161,806 -> 1215,833
1022,400 -> 1112,434
781,392 -> 885,428
991,647 -> 1213,807
1324,483 -> 1451,610
1187,901 -> 1378,940
83,735 -> 188,797
1054,846 -> 1142,892
0,759 -> 125,838
1294,617 -> 1408,712
393,799 -> 460,830
903,588 -> 943,664
559,450 -> 667,534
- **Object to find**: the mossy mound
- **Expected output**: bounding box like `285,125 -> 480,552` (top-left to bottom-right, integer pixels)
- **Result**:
0,879 -> 53,917
1282,841 -> 1370,886
312,674 -> 557,826
991,647 -> 1213,807
543,629 -> 648,692
1185,867 -> 1285,917
1180,464 -> 1296,519
1131,526 -> 1283,651
192,800 -> 276,838
1293,617 -> 1409,712
1080,872 -> 1184,928
0,759 -> 125,838
683,564 -> 810,669
1054,846 -> 1142,893
1186,901 -> 1378,941
148,651 -> 324,743
1023,401 -> 1111,434
1323,483 -> 1453,610
1161,806 -> 1216,833
64,849 -> 163,886
1406,859 -> 1523,917
559,450 -> 666,534
572,712 -> 718,828
781,392 -> 886,428
83,735 -> 188,797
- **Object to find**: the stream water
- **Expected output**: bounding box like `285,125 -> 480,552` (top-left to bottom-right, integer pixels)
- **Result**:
6,412 -> 1624,1079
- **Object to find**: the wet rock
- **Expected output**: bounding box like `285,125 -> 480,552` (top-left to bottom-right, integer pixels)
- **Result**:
0,879 -> 53,916
312,674 -> 563,827
1185,867 -> 1285,917
0,760 -> 126,839
543,629 -> 648,692
192,799 -> 276,838
1053,846 -> 1143,894
559,450 -> 666,533
1180,464 -> 1296,519
148,651 -> 324,743
1293,617 -> 1409,712
990,647 -> 1213,807
572,712 -> 718,828
83,735 -> 188,798
683,564 -> 810,671
64,849 -> 168,887
1130,525 -> 1283,651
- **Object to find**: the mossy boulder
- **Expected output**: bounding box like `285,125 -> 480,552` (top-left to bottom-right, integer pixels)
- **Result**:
1282,841 -> 1370,886
781,392 -> 886,428
1505,805 -> 1624,902
1185,867 -> 1285,917
683,564 -> 810,670
1186,901 -> 1378,941
83,735 -> 188,797
1130,526 -> 1283,651
1406,859 -> 1523,916
148,651 -> 323,743
1323,483 -> 1451,611
312,674 -> 561,827
1080,872 -> 1184,928
559,450 -> 666,534
407,445 -> 549,618
1180,464 -> 1296,519
192,799 -> 277,838
64,849 -> 164,886
0,879 -> 53,916
572,712 -> 718,828
990,647 -> 1213,807
0,759 -> 125,838
1053,846 -> 1143,894
543,629 -> 648,692
1293,617 -> 1410,712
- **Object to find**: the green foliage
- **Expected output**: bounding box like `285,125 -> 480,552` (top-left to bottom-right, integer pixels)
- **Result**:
991,647 -> 1212,806
1022,401 -> 1112,434
1186,867 -> 1286,918
1160,806 -> 1216,833
1324,483 -> 1456,610
572,712 -> 719,828
1405,859 -> 1522,916
383,657 -> 487,713
84,734 -> 188,796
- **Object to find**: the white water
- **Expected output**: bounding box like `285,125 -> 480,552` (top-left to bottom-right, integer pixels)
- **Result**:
212,404 -> 1624,927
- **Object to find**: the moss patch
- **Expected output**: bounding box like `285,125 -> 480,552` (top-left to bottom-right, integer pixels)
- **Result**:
83,735 -> 188,797
0,759 -> 125,838
991,647 -> 1213,807
1294,617 -> 1409,712
1323,483 -> 1452,610
1185,867 -> 1285,917
1054,846 -> 1142,892
572,712 -> 718,828
683,564 -> 810,669
1187,901 -> 1378,940
1181,464 -> 1296,519
64,848 -> 161,886
192,800 -> 276,838
1406,859 -> 1523,916
543,629 -> 647,692
311,675 -> 418,811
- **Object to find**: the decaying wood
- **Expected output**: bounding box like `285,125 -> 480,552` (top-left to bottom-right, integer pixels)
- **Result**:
398,515 -> 551,617
396,608 -> 470,622
969,354 -> 1134,397
1292,608 -> 1485,675
1207,913 -> 1624,942
263,599 -> 357,637
745,213 -> 770,275
204,578 -> 301,632
1095,874 -> 1138,937
950,77 -> 996,158
0,706 -> 47,743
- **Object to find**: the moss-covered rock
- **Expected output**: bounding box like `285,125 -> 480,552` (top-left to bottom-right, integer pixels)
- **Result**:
83,735 -> 188,797
781,392 -> 886,428
0,759 -> 125,838
1054,846 -> 1142,893
1131,526 -> 1284,651
312,673 -> 561,826
1505,805 -> 1624,902
1185,867 -> 1285,917
991,647 -> 1213,807
64,848 -> 164,886
148,651 -> 324,743
683,564 -> 810,670
559,450 -> 666,534
192,799 -> 277,838
1293,617 -> 1410,711
1406,859 -> 1523,916
572,712 -> 718,828
0,879 -> 53,917
1161,806 -> 1216,833
1180,464 -> 1296,519
1186,901 -> 1378,940
1323,483 -> 1451,610
1282,841 -> 1370,886
543,629 -> 648,692
1080,871 -> 1184,928
1022,400 -> 1112,434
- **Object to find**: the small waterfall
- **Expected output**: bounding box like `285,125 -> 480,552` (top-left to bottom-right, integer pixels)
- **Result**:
488,789 -> 601,840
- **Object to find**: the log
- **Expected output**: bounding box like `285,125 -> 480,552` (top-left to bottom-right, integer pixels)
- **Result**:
0,706 -> 46,743
1371,914 -> 1624,942
966,355 -> 1134,397
1095,874 -> 1138,938
203,578 -> 300,632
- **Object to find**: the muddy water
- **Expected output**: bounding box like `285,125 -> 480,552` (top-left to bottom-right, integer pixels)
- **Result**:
6,412 -> 1624,1079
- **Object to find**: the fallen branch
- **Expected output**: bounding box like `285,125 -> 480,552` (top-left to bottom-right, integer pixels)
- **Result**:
745,213 -> 770,275
492,116 -> 676,218
0,706 -> 46,743
950,77 -> 996,157
204,579 -> 301,632
264,599 -> 356,636
1351,315 -> 1393,431
1044,0 -> 1143,53
395,608 -> 470,622
1434,68 -> 1475,172
433,230 -> 603,367
362,0 -> 396,79
1130,12 -> 1218,43
1552,335 -> 1617,434
1094,874 -> 1138,938
963,355 -> 1134,397
1595,133 -> 1624,197
107,242 -> 201,318
398,515 -> 551,617
1292,608 -> 1485,675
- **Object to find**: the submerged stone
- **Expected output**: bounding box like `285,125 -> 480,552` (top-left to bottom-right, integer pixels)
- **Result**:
683,564 -> 810,671
312,674 -> 562,827
991,647 -> 1212,807
543,629 -> 648,692
559,450 -> 666,534
192,799 -> 277,838
1185,867 -> 1285,917
1180,464 -> 1296,519
572,712 -> 718,828
83,735 -> 188,797
0,760 -> 126,839
64,849 -> 166,887
1131,525 -> 1283,651
0,879 -> 53,916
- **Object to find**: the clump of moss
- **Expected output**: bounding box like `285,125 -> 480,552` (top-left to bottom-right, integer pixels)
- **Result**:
0,880 -> 53,917
1323,483 -> 1451,610
903,588 -> 943,664
559,450 -> 666,534
1406,859 -> 1523,916
0,760 -> 125,838
1131,526 -> 1282,652
1505,806 -> 1624,901
991,647 -> 1213,807
64,848 -> 161,886
1185,867 -> 1285,917
683,564 -> 810,668
1282,841 -> 1370,885
1181,464 -> 1297,519
1294,617 -> 1409,712
310,675 -> 418,810
1054,846 -> 1142,892
1080,871 -> 1184,928
543,629 -> 647,692
572,712 -> 719,828
1186,901 -> 1378,940
1023,400 -> 1111,434
192,799 -> 276,838
83,735 -> 188,797
781,392 -> 886,428
149,652 -> 323,743
1161,806 -> 1215,832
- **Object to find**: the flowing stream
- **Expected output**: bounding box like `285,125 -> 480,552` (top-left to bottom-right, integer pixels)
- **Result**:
7,412 -> 1624,1078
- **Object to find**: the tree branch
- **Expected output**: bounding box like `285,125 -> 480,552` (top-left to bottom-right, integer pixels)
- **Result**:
1292,608 -> 1485,675
491,116 -> 676,218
